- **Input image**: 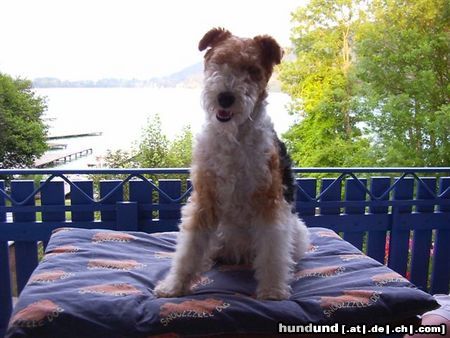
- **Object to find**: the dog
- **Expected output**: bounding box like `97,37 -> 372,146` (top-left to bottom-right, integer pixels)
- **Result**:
154,28 -> 309,300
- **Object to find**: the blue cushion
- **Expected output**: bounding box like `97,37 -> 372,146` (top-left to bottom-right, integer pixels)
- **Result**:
6,227 -> 438,337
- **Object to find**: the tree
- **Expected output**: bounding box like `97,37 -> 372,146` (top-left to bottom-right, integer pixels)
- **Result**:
0,73 -> 48,168
101,114 -> 193,169
136,114 -> 171,168
93,115 -> 193,193
279,0 -> 372,167
102,149 -> 139,168
357,0 -> 450,166
166,125 -> 193,168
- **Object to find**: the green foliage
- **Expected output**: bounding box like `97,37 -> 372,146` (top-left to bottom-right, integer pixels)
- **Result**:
279,0 -> 371,167
105,149 -> 139,168
166,125 -> 193,168
100,114 -> 193,169
281,0 -> 449,168
0,73 -> 48,168
284,121 -> 373,167
135,115 -> 193,168
357,0 -> 450,166
135,115 -> 170,168
89,149 -> 138,199
91,115 -> 193,198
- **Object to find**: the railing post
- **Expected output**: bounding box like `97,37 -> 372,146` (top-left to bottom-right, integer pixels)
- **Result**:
319,178 -> 342,233
159,179 -> 181,232
116,201 -> 138,232
367,177 -> 391,264
0,241 -> 11,338
388,177 -> 414,277
295,178 -> 317,218
11,181 -> 38,294
0,179 -> 12,338
0,180 -> 5,223
430,177 -> 450,294
343,178 -> 367,250
129,179 -> 153,229
100,180 -> 123,227
71,180 -> 95,223
320,178 -> 342,216
410,177 -> 436,291
40,180 -> 66,249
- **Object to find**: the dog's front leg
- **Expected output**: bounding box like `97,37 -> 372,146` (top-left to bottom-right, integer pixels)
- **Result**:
252,224 -> 293,300
154,227 -> 213,297
154,191 -> 217,298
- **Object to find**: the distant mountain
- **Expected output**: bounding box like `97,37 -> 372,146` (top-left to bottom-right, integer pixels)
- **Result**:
32,62 -> 204,89
32,77 -> 153,88
32,61 -> 281,91
158,62 -> 203,88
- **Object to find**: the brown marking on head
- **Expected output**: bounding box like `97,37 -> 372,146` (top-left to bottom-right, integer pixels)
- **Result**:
251,148 -> 284,223
199,28 -> 283,97
198,27 -> 232,52
253,34 -> 284,73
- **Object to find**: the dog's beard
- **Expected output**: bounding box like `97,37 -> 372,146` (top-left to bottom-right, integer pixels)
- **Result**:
201,91 -> 258,144
203,104 -> 252,144
216,120 -> 240,144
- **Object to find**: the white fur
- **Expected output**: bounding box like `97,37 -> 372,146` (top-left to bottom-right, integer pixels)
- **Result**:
154,61 -> 309,300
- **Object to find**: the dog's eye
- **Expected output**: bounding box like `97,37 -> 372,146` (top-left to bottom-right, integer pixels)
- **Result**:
246,66 -> 262,79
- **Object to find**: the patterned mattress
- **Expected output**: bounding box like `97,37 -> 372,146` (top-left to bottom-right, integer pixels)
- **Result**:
6,227 -> 438,337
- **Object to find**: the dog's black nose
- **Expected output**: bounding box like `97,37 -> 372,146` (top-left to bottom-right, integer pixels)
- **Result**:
218,92 -> 235,108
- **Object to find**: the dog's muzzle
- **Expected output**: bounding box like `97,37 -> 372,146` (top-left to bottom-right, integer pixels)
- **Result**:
216,92 -> 235,122
216,109 -> 233,122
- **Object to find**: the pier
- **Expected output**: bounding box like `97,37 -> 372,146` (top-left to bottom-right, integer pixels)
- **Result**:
34,148 -> 93,168
46,132 -> 102,140
33,131 -> 103,168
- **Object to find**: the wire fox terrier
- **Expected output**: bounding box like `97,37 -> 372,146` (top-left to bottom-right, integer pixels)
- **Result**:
154,28 -> 309,300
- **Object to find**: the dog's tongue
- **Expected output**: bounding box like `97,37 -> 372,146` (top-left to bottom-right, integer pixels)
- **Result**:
217,110 -> 232,120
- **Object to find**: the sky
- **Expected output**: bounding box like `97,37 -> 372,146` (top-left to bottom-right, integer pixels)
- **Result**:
0,0 -> 305,81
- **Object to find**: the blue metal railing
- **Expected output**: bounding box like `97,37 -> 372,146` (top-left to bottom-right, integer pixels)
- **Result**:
0,167 -> 449,336
2,167 -> 449,206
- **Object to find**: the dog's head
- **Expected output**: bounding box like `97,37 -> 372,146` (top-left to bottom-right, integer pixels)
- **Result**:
199,28 -> 283,132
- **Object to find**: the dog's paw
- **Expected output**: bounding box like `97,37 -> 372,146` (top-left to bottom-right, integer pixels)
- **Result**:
256,286 -> 291,300
154,279 -> 191,298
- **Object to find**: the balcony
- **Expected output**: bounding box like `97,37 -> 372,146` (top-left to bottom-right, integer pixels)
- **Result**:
1,167 -> 449,336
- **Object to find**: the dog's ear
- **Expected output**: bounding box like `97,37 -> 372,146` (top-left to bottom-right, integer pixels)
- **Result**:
199,27 -> 232,51
254,35 -> 284,66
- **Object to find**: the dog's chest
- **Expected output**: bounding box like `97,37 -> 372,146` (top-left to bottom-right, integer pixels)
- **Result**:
200,132 -> 271,208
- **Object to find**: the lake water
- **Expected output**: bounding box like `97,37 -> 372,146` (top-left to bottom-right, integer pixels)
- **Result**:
34,88 -> 295,168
